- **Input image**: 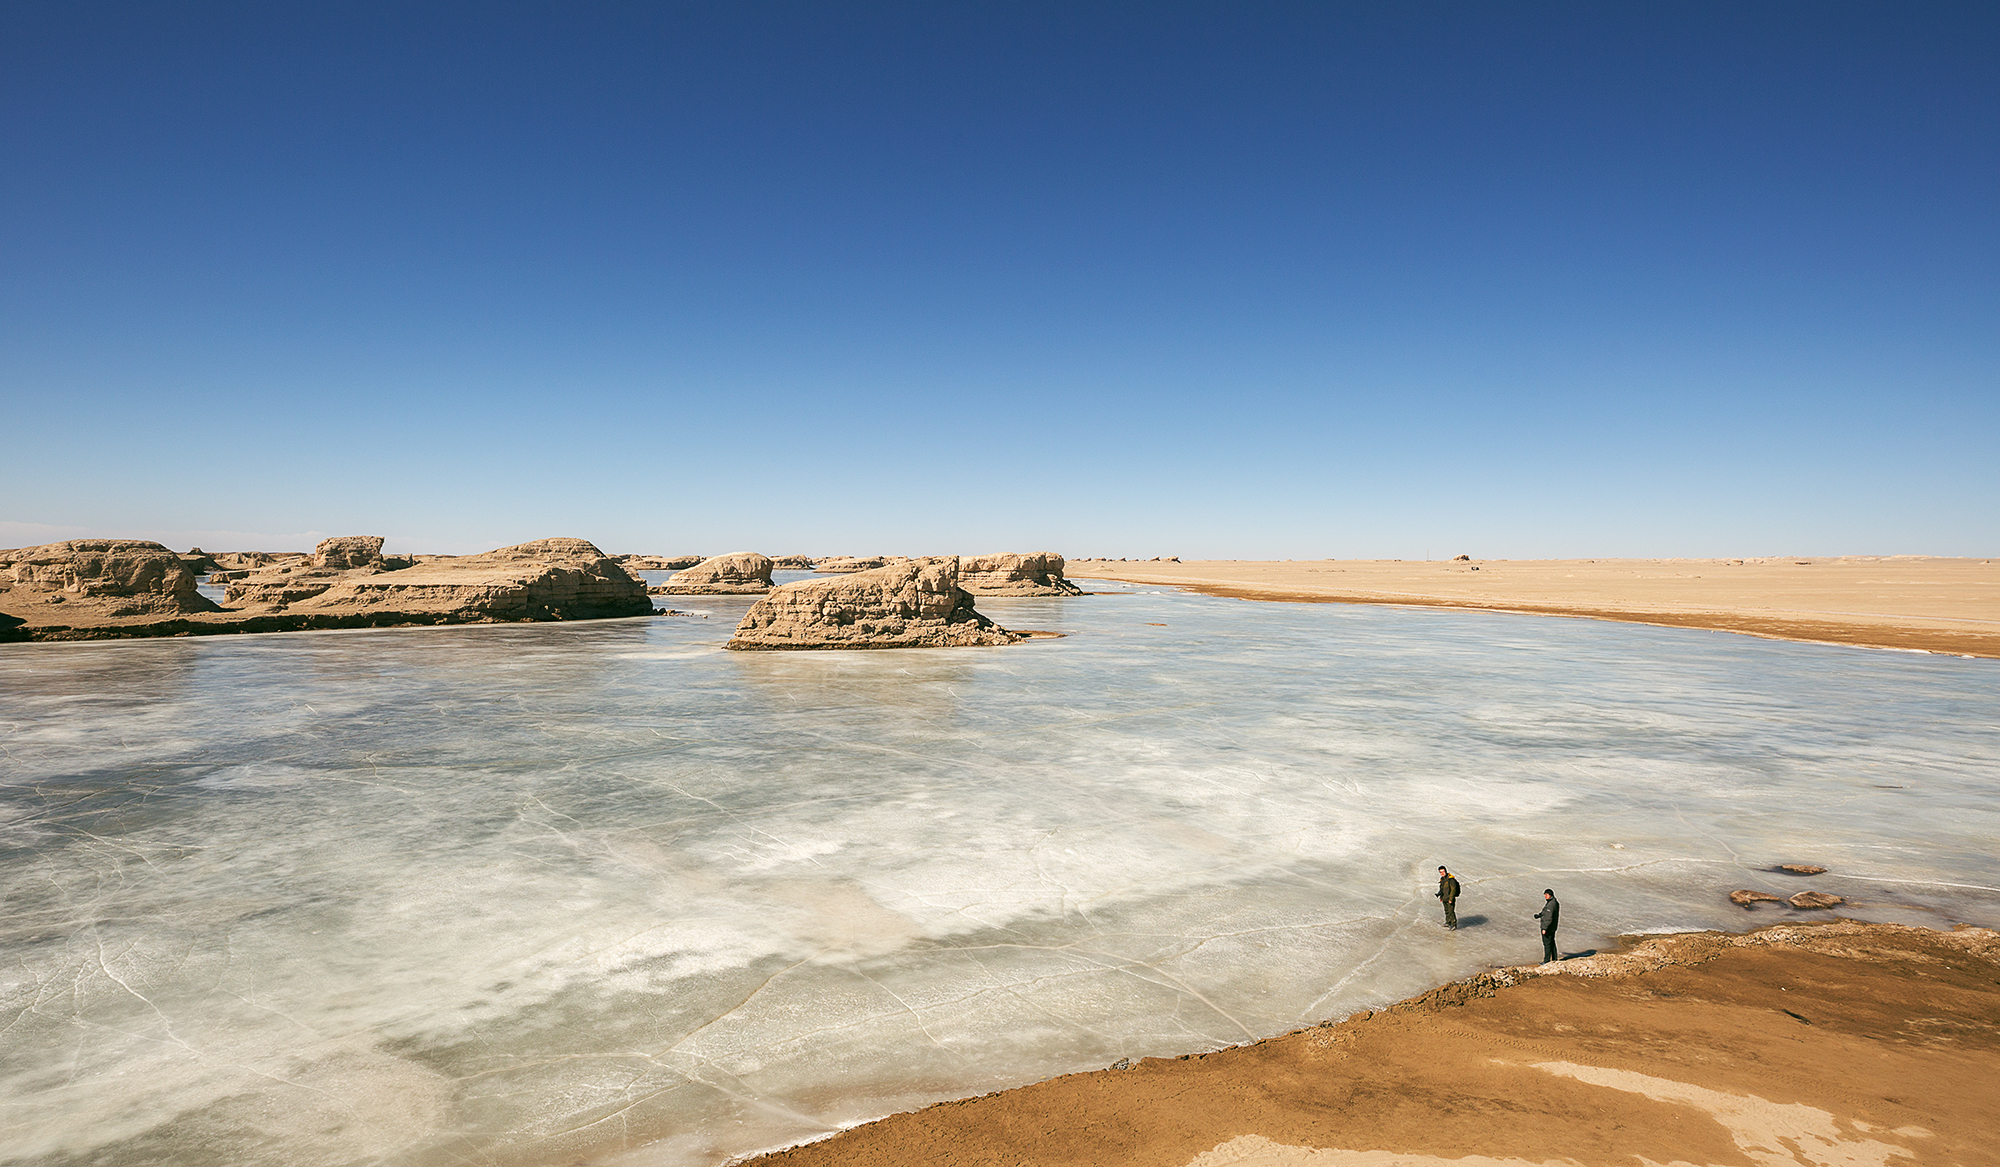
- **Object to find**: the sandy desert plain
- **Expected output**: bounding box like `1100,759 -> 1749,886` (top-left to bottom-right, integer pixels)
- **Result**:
2,549 -> 1997,1167
1066,554 -> 2000,659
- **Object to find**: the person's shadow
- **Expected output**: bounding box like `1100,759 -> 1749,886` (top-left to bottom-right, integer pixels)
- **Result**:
1455,915 -> 1489,928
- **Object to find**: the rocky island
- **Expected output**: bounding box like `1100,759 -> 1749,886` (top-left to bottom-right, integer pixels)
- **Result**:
1,540 -> 223,640
812,555 -> 889,573
615,554 -> 703,572
1,535 -> 653,641
727,556 -> 1021,650
652,551 -> 774,594
958,551 -> 1083,596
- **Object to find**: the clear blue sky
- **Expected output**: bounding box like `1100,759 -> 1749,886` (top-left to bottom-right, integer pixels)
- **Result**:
3,2 -> 1995,558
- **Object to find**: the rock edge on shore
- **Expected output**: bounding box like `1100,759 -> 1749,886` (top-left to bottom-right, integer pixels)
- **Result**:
727,556 -> 1020,650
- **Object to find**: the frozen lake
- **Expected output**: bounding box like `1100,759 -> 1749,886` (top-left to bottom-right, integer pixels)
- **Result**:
3,582 -> 1997,1166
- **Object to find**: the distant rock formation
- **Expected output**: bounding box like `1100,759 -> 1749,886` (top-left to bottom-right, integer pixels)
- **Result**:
222,567 -> 336,607
308,535 -> 406,571
770,555 -> 815,570
210,550 -> 307,570
223,535 -> 409,607
5,536 -> 653,640
230,536 -> 652,621
814,556 -> 890,573
653,552 -> 774,594
958,552 -> 1083,596
1,540 -> 221,619
617,554 -> 703,572
727,556 -> 1020,650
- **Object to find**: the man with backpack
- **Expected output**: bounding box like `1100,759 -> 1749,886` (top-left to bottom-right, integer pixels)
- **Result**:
1435,865 -> 1461,929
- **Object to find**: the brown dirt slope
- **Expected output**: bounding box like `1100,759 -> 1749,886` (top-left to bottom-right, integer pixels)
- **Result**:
748,921 -> 2000,1167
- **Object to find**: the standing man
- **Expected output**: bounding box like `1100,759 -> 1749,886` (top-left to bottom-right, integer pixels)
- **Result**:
1534,888 -> 1561,963
1435,866 -> 1461,930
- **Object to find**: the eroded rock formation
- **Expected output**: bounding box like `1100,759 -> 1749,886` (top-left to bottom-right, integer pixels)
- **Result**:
318,535 -> 383,569
770,555 -> 815,570
219,535 -> 429,606
814,556 -> 890,573
654,552 -> 774,595
617,555 -> 704,572
6,536 -> 653,640
223,536 -> 652,622
225,535 -> 398,607
958,552 -> 1083,596
211,550 -> 307,570
727,556 -> 1019,650
1,540 -> 221,620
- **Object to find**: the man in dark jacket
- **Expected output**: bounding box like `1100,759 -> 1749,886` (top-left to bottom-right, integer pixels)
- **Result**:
1435,866 -> 1461,929
1534,889 -> 1560,963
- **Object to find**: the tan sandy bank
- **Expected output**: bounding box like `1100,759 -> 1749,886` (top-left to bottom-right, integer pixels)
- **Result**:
1068,556 -> 2000,658
747,921 -> 2000,1167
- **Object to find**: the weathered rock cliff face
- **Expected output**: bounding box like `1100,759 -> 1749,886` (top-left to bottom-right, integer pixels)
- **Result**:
813,556 -> 890,573
770,555 -> 815,570
654,552 -> 774,595
310,535 -> 417,571
229,537 -> 651,622
958,552 -> 1083,596
727,557 -> 1019,650
617,554 -> 704,572
1,540 -> 221,619
211,550 -> 306,570
223,535 -> 391,607
5,536 -> 652,640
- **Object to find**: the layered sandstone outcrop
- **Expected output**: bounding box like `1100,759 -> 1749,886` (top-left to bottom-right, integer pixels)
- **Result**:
310,535 -> 414,571
770,555 -> 815,570
224,536 -> 383,606
6,536 -> 653,640
813,556 -> 890,573
958,552 -> 1083,596
654,552 -> 774,595
727,557 -> 1020,650
226,536 -> 651,622
1,540 -> 222,620
210,550 -> 307,570
617,554 -> 703,572
220,535 -> 427,606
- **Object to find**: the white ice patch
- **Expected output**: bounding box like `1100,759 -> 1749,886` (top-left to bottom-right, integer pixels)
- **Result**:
194,763 -> 315,789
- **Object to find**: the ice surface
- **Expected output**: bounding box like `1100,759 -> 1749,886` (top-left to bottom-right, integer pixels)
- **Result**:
1,585 -> 1996,1167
